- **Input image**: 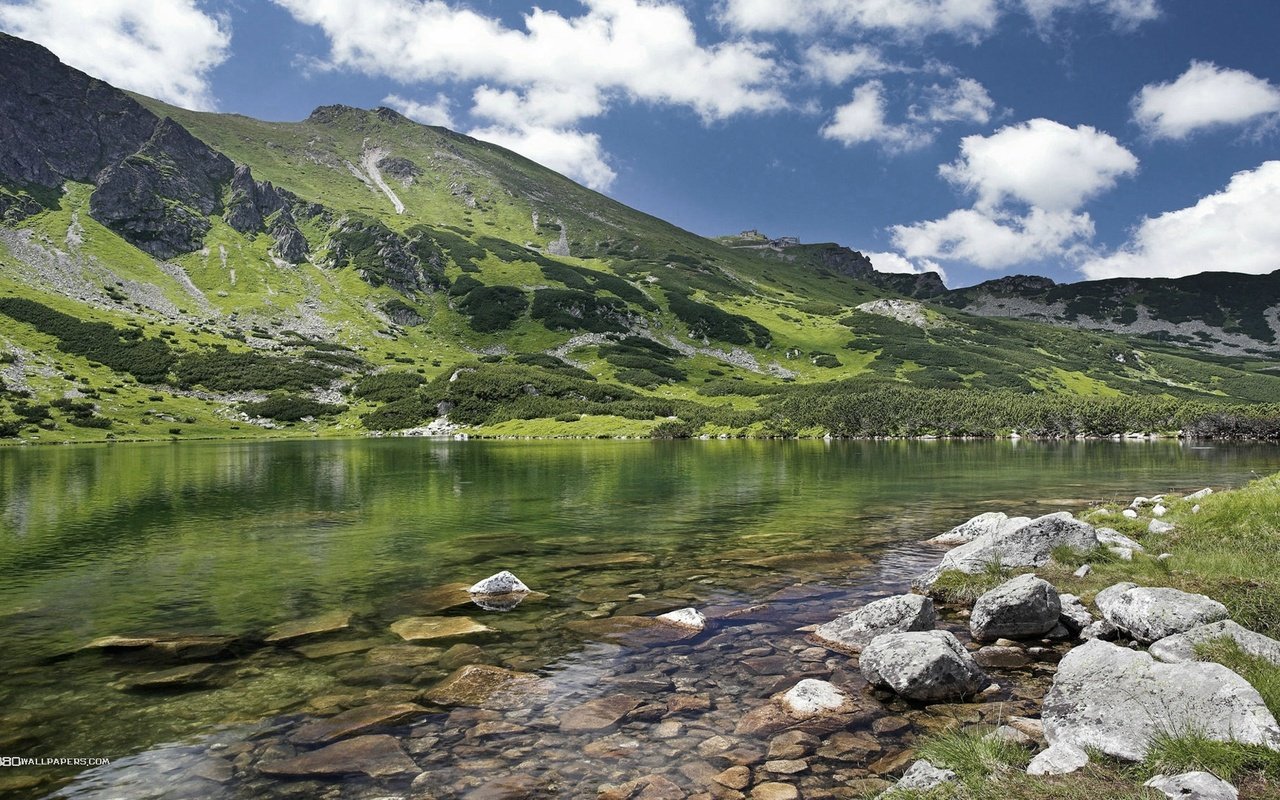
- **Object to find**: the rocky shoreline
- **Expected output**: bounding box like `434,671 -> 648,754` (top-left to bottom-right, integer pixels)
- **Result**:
24,485 -> 1280,800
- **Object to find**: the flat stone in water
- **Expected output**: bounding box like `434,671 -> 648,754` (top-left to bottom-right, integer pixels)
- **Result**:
365,644 -> 444,667
400,582 -> 474,613
264,610 -> 353,644
293,638 -> 381,659
81,634 -> 239,662
115,662 -> 221,691
559,694 -> 641,733
422,664 -> 546,709
290,702 -> 426,745
741,551 -> 872,573
257,734 -> 418,779
552,551 -> 656,569
390,616 -> 496,642
566,616 -> 700,646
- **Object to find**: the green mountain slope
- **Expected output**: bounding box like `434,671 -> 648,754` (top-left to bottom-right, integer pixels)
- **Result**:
1,32 -> 1278,443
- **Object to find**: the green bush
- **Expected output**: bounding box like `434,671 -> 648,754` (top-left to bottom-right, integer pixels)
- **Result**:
531,289 -> 629,333
455,285 -> 529,332
351,371 -> 427,402
0,297 -> 175,383
240,393 -> 346,421
173,350 -> 338,392
667,291 -> 771,347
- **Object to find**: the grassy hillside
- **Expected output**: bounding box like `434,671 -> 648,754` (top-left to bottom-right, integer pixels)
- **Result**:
2,60 -> 1280,443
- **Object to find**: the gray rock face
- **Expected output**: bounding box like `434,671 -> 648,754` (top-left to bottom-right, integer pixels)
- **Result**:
1149,620 -> 1280,665
1042,639 -> 1280,760
919,512 -> 1098,584
812,594 -> 936,652
223,164 -> 309,263
1097,585 -> 1230,643
1058,594 -> 1093,635
1145,772 -> 1238,800
970,574 -> 1061,641
928,512 -> 1029,545
859,630 -> 988,702
1026,742 -> 1088,776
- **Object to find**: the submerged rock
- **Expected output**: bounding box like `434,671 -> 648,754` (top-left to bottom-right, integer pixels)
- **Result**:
559,694 -> 641,733
567,615 -> 701,646
422,664 -> 545,709
859,631 -> 988,702
812,594 -> 936,653
81,634 -> 240,662
1095,584 -> 1230,643
1042,639 -> 1280,760
1149,620 -> 1280,665
257,735 -> 418,779
389,615 -> 496,642
264,610 -> 353,644
969,574 -> 1061,642
115,662 -> 221,691
290,703 -> 425,745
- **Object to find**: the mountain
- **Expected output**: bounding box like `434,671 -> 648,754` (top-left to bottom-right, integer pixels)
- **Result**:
940,272 -> 1280,357
1,31 -> 1278,443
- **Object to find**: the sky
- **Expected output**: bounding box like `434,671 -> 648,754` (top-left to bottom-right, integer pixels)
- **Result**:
1,0 -> 1278,288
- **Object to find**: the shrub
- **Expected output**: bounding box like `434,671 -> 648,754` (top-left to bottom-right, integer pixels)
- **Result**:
455,285 -> 529,332
0,297 -> 175,383
173,350 -> 338,392
240,393 -> 346,421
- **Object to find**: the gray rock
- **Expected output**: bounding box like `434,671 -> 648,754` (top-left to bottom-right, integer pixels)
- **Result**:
1185,488 -> 1214,501
1097,585 -> 1230,643
1058,594 -> 1093,635
1150,519 -> 1176,534
986,725 -> 1036,748
812,594 -> 936,652
1096,528 -> 1145,552
919,512 -> 1097,585
970,574 -> 1061,641
1073,564 -> 1092,578
1026,742 -> 1088,775
1042,639 -> 1280,760
468,570 -> 530,595
1145,771 -> 1238,800
881,759 -> 956,796
928,512 -> 1030,545
1150,621 -> 1280,666
1081,619 -> 1118,640
657,607 -> 707,630
860,630 -> 988,702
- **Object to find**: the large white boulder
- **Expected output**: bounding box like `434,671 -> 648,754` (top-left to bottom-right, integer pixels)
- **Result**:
468,571 -> 530,596
1149,620 -> 1280,666
918,512 -> 1098,585
1026,742 -> 1088,776
928,512 -> 1030,545
812,594 -> 936,652
1042,639 -> 1280,761
970,574 -> 1061,642
860,630 -> 988,702
1145,772 -> 1237,800
1095,584 -> 1229,643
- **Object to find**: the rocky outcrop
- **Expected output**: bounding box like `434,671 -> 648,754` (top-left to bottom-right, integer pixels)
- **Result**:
223,164 -> 309,263
1095,584 -> 1230,643
812,594 -> 936,652
969,574 -> 1061,641
1149,620 -> 1280,665
919,512 -> 1098,585
859,631 -> 988,702
1042,639 -> 1280,760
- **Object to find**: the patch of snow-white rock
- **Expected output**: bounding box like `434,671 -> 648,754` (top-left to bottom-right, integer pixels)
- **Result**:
780,679 -> 848,716
812,594 -> 936,652
1026,742 -> 1089,776
1042,639 -> 1280,761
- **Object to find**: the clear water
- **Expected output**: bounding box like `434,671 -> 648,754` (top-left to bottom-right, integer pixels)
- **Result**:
1,438 -> 1277,798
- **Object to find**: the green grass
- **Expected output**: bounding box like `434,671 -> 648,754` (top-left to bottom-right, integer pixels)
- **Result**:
1194,638 -> 1280,717
1143,731 -> 1280,783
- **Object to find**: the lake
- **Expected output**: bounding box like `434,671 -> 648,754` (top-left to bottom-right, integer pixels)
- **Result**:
2,439 -> 1278,798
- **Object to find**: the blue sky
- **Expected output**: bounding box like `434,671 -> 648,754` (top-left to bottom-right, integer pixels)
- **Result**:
2,0 -> 1278,288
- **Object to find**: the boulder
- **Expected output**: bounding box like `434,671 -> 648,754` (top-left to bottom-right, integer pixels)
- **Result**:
880,760 -> 956,796
1096,585 -> 1230,643
1095,528 -> 1145,552
1042,639 -> 1280,760
657,607 -> 707,631
1026,742 -> 1088,776
257,735 -> 418,779
969,574 -> 1061,641
1058,594 -> 1093,635
1122,509 -> 1139,519
1149,620 -> 1280,666
1149,519 -> 1175,534
1145,772 -> 1238,800
781,679 -> 849,716
927,513 -> 1030,545
812,594 -> 936,652
468,570 -> 529,595
860,631 -> 988,702
918,512 -> 1097,585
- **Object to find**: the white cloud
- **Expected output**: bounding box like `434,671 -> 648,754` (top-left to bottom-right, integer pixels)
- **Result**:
382,93 -> 454,127
802,45 -> 900,84
865,251 -> 949,284
0,0 -> 230,109
1133,61 -> 1280,140
1021,0 -> 1160,28
469,125 -> 616,192
718,0 -> 1000,39
892,207 -> 1094,269
940,118 -> 1138,211
1080,161 -> 1280,280
274,0 -> 784,123
911,78 -> 994,124
820,81 -> 930,151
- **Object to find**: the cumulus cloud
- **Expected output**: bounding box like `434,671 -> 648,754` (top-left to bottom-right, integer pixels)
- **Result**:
382,93 -> 454,127
1021,0 -> 1160,28
0,0 -> 230,109
470,125 -> 617,192
865,251 -> 949,284
910,78 -> 994,124
718,0 -> 1000,39
820,82 -> 930,152
939,118 -> 1138,211
1080,161 -> 1280,280
1133,61 -> 1280,140
892,207 -> 1094,268
802,45 -> 901,84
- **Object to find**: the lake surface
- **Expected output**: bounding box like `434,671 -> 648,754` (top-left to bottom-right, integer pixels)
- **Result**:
2,439 -> 1279,799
